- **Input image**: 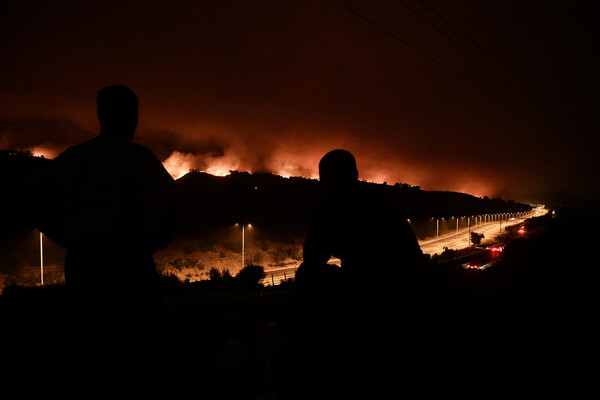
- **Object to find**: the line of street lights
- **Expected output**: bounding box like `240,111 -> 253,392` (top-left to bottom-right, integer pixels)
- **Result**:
237,211 -> 531,269
34,209 -> 536,286
413,211 -> 532,242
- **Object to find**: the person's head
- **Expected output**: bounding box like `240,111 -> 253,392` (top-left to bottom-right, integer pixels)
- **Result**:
318,149 -> 358,191
97,85 -> 138,141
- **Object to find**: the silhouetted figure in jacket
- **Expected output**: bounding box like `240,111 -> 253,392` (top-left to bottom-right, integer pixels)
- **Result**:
295,149 -> 427,398
31,85 -> 181,365
298,149 -> 423,292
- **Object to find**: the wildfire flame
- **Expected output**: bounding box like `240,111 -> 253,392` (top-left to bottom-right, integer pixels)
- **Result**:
162,151 -> 239,179
162,151 -> 196,179
30,145 -> 59,159
161,150 -> 322,180
160,149 -> 491,198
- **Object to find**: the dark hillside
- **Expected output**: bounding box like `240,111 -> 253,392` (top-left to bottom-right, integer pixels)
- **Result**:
176,170 -> 531,242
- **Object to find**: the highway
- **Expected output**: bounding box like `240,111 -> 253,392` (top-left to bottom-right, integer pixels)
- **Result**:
459,246 -> 504,271
260,207 -> 547,285
418,208 -> 546,255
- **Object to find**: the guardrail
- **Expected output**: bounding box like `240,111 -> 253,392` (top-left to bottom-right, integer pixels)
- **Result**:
261,269 -> 297,286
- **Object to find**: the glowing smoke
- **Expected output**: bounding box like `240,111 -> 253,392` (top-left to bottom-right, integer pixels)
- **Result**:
161,147 -> 322,181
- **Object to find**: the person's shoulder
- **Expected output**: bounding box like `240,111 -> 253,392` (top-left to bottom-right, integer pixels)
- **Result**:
130,142 -> 160,160
356,182 -> 407,217
54,136 -> 101,161
129,142 -> 175,180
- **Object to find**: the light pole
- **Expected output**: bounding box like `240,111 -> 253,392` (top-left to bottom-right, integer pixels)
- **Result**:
236,223 -> 252,269
468,216 -> 471,246
39,231 -> 44,286
242,225 -> 244,269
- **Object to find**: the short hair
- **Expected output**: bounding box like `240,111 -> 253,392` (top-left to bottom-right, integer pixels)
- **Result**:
319,149 -> 358,184
97,85 -> 138,127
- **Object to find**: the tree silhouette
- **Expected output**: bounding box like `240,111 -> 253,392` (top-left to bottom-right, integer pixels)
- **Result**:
471,232 -> 485,245
208,267 -> 222,281
235,264 -> 265,288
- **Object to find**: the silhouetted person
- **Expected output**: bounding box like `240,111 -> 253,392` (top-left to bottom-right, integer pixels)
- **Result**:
30,85 -> 181,365
298,149 -> 423,291
295,149 -> 428,398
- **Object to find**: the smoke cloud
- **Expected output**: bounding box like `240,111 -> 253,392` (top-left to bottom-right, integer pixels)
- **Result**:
1,0 -> 598,205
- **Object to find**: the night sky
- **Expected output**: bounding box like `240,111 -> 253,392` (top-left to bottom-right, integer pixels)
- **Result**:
1,0 -> 598,205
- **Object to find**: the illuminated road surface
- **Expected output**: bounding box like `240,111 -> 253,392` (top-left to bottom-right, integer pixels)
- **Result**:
418,208 -> 547,255
261,208 -> 547,285
261,266 -> 299,286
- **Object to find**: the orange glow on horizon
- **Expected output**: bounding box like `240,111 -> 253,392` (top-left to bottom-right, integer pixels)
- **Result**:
30,145 -> 59,159
163,151 -> 195,179
162,151 -> 238,179
204,159 -> 236,177
162,149 -> 498,199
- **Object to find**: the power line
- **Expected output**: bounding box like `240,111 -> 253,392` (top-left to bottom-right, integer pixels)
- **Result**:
396,0 -> 566,126
416,0 -> 571,123
333,0 -> 560,133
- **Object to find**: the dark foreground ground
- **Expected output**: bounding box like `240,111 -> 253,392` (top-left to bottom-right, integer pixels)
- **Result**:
1,209 -> 596,399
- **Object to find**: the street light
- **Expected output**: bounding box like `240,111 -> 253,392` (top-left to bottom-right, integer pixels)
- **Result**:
235,223 -> 252,269
39,231 -> 44,286
432,217 -> 440,237
467,216 -> 471,246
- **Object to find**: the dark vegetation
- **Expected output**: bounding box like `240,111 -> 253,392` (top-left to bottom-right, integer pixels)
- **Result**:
470,231 -> 485,245
1,207 -> 595,397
